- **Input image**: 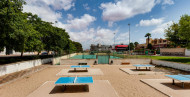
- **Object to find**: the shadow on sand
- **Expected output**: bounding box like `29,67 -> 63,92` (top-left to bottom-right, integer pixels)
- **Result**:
49,85 -> 89,94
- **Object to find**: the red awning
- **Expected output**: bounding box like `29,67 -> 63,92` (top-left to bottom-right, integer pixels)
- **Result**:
115,45 -> 128,47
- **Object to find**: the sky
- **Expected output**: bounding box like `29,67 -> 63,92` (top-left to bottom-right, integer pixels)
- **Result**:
23,0 -> 190,50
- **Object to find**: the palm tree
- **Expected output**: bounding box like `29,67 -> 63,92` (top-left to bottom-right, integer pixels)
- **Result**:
145,33 -> 152,49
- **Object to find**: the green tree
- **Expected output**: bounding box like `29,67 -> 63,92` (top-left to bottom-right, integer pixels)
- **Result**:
64,40 -> 76,54
128,42 -> 134,50
145,33 -> 152,49
26,14 -> 69,55
134,42 -> 139,48
165,22 -> 187,47
0,0 -> 26,54
178,14 -> 190,48
73,41 -> 83,52
10,12 -> 43,57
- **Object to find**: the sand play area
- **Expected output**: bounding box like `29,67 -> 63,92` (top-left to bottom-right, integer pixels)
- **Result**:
0,65 -> 180,97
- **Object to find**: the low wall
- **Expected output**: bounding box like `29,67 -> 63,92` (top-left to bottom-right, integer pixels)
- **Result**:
160,48 -> 185,56
0,53 -> 76,76
110,59 -> 151,65
60,59 -> 97,65
185,49 -> 190,56
0,58 -> 52,76
60,58 -> 151,65
152,60 -> 190,71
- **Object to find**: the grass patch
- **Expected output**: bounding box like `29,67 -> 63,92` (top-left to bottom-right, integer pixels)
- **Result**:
111,54 -> 190,64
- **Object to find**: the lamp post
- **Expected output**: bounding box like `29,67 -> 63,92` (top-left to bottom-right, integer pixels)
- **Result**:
114,33 -> 115,53
128,23 -> 130,55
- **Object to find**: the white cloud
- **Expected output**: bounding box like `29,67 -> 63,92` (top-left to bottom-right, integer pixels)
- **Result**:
100,0 -> 157,22
26,0 -> 75,11
150,21 -> 173,38
23,0 -> 75,23
69,28 -> 95,42
83,3 -> 90,11
23,3 -> 62,22
67,14 -> 73,19
108,21 -> 114,27
93,9 -> 97,12
162,0 -> 174,5
139,18 -> 164,26
69,27 -> 130,49
139,38 -> 146,44
69,26 -> 132,49
115,32 -> 129,44
65,14 -> 96,30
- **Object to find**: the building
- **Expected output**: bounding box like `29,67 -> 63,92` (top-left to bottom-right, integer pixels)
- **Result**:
147,38 -> 169,49
136,44 -> 146,50
90,44 -> 112,52
115,45 -> 128,52
136,38 -> 169,50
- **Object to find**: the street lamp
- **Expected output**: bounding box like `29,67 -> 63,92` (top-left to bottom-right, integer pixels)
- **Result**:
128,23 -> 130,55
114,32 -> 115,52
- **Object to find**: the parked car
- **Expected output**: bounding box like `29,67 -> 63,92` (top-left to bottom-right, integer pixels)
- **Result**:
41,52 -> 48,55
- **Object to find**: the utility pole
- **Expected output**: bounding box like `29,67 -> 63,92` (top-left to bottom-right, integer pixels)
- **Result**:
114,33 -> 115,53
128,23 -> 130,55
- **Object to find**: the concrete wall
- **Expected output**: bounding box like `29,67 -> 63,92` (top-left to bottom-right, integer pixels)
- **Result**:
60,59 -> 98,65
0,48 -> 34,55
0,58 -> 52,76
160,48 -> 185,56
0,53 -> 76,76
110,59 -> 151,65
152,60 -> 190,71
60,58 -> 151,65
185,49 -> 190,56
52,53 -> 76,65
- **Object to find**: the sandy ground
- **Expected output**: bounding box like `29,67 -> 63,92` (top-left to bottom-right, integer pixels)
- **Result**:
120,68 -> 164,75
0,65 -> 168,97
141,79 -> 190,97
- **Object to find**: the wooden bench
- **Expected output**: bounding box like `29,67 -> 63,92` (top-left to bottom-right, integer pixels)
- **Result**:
121,62 -> 130,65
78,63 -> 87,65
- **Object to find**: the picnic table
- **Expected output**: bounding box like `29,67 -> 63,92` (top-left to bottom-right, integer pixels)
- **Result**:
166,74 -> 190,88
133,64 -> 155,71
71,65 -> 90,71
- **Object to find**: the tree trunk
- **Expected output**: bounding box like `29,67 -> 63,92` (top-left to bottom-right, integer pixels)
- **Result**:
5,47 -> 10,55
21,51 -> 23,57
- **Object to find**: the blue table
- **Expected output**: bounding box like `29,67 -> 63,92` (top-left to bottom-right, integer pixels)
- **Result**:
55,76 -> 93,91
71,65 -> 90,71
166,75 -> 190,88
133,64 -> 155,71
